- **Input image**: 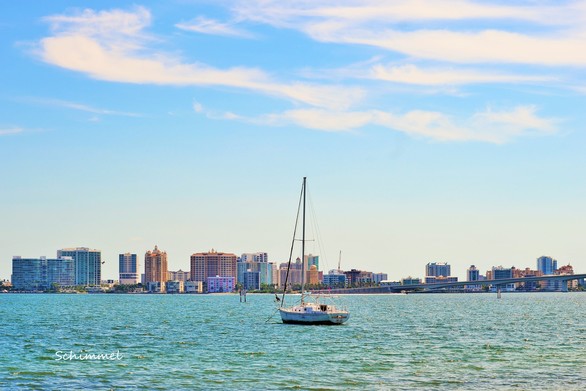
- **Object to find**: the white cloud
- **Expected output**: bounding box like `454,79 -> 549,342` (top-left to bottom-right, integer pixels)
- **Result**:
176,16 -> 253,38
38,7 -> 362,110
472,105 -> 557,137
233,0 -> 586,26
33,4 -> 570,144
232,0 -> 586,66
329,29 -> 586,66
371,64 -> 552,86
232,105 -> 558,143
0,127 -> 24,136
25,97 -> 141,117
43,6 -> 151,50
258,109 -> 373,131
193,102 -> 204,113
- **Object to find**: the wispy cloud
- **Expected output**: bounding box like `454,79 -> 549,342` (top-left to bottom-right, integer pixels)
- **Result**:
33,3 -> 572,144
0,127 -> 24,136
324,29 -> 586,66
38,7 -> 362,110
233,0 -> 586,26
23,97 -> 142,117
224,105 -> 558,143
45,7 -> 150,34
176,16 -> 253,38
192,101 -> 243,121
371,64 -> 553,86
232,0 -> 586,66
570,84 -> 586,94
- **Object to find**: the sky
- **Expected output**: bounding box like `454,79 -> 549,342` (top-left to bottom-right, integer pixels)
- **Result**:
1,0 -> 586,281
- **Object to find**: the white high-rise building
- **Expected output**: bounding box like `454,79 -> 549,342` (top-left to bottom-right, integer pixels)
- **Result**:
426,262 -> 451,277
57,247 -> 101,286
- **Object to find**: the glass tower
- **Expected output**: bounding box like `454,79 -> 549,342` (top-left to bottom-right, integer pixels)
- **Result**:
57,247 -> 101,286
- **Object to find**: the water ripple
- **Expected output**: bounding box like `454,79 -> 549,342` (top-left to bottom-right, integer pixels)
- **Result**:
1,293 -> 585,389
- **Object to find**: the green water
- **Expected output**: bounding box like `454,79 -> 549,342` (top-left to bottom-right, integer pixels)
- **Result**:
1,293 -> 585,390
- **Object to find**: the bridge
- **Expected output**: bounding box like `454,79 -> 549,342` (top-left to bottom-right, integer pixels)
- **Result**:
314,274 -> 586,294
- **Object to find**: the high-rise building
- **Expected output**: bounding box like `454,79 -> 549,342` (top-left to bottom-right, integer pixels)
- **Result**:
426,262 -> 451,277
57,247 -> 101,286
492,266 -> 513,280
467,265 -> 480,281
307,265 -> 319,285
279,258 -> 303,288
466,265 -> 481,291
372,273 -> 388,285
490,266 -> 515,292
47,257 -> 75,288
237,252 -> 272,287
537,256 -> 557,275
119,253 -> 139,284
144,246 -> 168,286
190,249 -> 237,284
305,254 -> 319,270
12,256 -> 74,291
537,256 -> 558,291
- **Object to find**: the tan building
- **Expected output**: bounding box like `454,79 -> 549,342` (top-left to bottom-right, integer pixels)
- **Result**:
278,258 -> 303,288
168,269 -> 190,282
144,246 -> 168,285
190,249 -> 237,283
307,264 -> 319,285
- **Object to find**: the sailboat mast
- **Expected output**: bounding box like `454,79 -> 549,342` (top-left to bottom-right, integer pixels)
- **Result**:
280,179 -> 304,307
301,176 -> 306,303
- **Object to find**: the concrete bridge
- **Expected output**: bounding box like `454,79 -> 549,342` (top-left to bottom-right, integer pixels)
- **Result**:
314,274 -> 586,294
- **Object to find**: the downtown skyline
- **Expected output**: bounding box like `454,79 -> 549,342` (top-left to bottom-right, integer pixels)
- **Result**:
1,1 -> 586,281
5,244 -> 577,283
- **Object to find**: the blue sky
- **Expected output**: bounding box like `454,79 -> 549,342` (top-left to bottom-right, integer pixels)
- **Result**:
1,0 -> 586,280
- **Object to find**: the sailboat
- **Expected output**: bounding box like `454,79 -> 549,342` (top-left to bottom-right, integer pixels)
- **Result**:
278,177 -> 350,325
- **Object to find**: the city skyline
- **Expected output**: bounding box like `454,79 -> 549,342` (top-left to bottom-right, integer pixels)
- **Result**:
6,244 -> 577,283
2,1 -> 586,282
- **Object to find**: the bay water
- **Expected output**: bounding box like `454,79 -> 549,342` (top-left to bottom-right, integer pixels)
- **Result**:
1,293 -> 585,390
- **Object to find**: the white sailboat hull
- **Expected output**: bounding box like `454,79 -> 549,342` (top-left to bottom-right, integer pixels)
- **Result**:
279,306 -> 350,325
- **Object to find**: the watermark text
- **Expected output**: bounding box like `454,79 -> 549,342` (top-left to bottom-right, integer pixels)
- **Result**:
54,350 -> 124,361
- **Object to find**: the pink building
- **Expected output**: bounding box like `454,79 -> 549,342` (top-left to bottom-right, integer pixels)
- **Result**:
206,275 -> 235,293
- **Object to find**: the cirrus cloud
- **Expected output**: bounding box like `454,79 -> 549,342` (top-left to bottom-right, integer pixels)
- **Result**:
0,127 -> 24,136
176,16 -> 254,38
370,64 -> 553,86
38,7 -> 363,111
226,105 -> 558,143
232,0 -> 586,66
